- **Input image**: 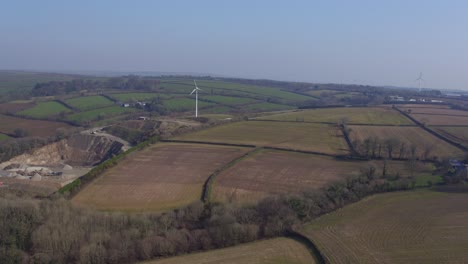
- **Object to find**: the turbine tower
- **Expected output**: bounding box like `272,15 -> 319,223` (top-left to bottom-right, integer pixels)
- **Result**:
190,80 -> 202,117
416,72 -> 424,92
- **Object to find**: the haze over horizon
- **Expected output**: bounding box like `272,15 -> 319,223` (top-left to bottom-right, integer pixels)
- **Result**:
1,1 -> 468,90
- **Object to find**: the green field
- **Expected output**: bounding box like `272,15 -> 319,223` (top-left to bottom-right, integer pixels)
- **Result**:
17,101 -> 71,118
111,92 -> 173,102
203,95 -> 258,105
163,98 -> 217,112
66,106 -> 136,122
258,107 -> 413,125
200,105 -> 233,114
146,237 -> 316,264
65,95 -> 114,110
303,190 -> 468,264
0,133 -> 11,141
174,121 -> 349,155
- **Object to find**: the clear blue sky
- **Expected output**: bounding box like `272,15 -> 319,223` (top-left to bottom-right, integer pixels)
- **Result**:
1,1 -> 468,90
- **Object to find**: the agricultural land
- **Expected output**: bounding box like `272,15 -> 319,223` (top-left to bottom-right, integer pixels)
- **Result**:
303,190 -> 468,264
211,149 -> 435,205
146,237 -> 317,264
72,143 -> 251,211
174,121 -> 349,155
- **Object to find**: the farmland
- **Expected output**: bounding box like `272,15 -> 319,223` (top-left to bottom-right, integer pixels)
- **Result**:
0,114 -> 74,137
66,106 -> 136,123
163,98 -> 216,112
17,101 -> 71,118
433,126 -> 468,147
0,133 -> 11,141
147,237 -> 316,264
243,102 -> 296,112
411,113 -> 468,126
0,101 -> 35,113
111,92 -> 172,102
202,95 -> 258,105
257,107 -> 413,125
303,190 -> 468,264
349,125 -> 465,159
212,149 -> 435,204
65,95 -> 114,110
72,143 -> 250,211
174,121 -> 349,155
163,80 -> 314,101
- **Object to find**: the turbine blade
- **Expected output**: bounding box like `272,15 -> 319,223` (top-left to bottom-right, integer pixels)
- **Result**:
194,80 -> 198,88
190,88 -> 197,95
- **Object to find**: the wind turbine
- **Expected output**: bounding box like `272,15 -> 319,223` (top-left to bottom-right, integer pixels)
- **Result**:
416,72 -> 424,92
190,80 -> 202,117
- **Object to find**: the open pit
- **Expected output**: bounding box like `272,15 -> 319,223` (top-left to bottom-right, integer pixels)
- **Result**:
0,132 -> 127,195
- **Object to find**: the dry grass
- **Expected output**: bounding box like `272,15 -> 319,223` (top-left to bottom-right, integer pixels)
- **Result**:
256,107 -> 413,125
212,150 -> 434,205
174,121 -> 349,155
72,143 -> 250,211
303,190 -> 468,264
349,125 -> 465,159
144,237 -> 316,264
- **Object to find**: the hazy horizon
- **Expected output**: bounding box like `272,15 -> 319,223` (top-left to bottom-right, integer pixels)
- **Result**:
2,1 -> 468,90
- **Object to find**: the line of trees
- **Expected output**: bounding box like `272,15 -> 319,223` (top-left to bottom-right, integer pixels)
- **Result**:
352,136 -> 437,161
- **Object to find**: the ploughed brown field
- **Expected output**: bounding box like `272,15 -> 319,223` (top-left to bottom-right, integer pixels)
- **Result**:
349,125 -> 465,159
212,150 -> 434,205
174,121 -> 349,155
72,143 -> 251,211
0,101 -> 35,113
303,190 -> 468,264
0,114 -> 74,137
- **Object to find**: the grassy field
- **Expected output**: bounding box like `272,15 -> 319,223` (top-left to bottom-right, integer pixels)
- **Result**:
212,149 -> 435,204
402,107 -> 468,116
0,133 -> 11,141
399,104 -> 450,109
0,114 -> 74,137
111,92 -> 173,102
349,125 -> 465,159
174,121 -> 349,155
66,106 -> 136,122
65,95 -> 114,110
433,126 -> 468,148
306,89 -> 340,97
303,190 -> 468,264
163,98 -> 217,112
257,107 -> 413,125
17,101 -> 71,118
199,106 -> 234,114
203,95 -> 258,105
72,143 -> 250,211
146,237 -> 316,264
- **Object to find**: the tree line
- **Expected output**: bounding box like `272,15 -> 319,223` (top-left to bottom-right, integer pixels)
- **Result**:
31,76 -> 160,97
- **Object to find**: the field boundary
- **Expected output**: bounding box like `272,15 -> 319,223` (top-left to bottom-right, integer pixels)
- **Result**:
54,99 -> 77,112
286,230 -> 326,264
394,107 -> 468,152
101,93 -> 118,103
201,147 -> 260,202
